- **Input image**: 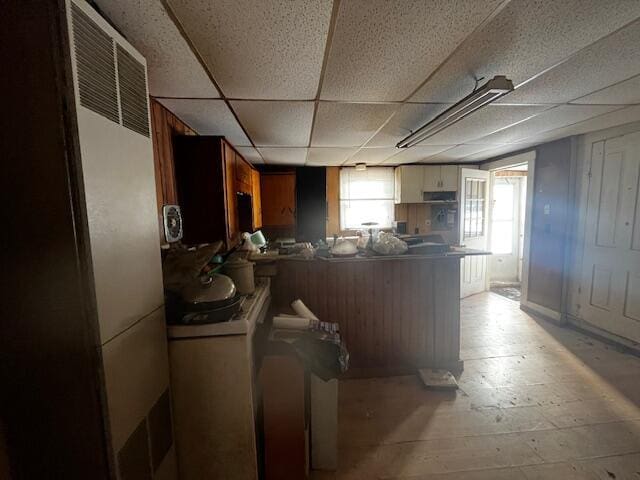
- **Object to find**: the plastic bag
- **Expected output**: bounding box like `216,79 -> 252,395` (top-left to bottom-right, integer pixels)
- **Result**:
372,232 -> 408,255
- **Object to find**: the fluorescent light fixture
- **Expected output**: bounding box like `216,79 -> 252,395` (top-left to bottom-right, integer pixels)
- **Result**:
396,75 -> 514,148
355,163 -> 367,171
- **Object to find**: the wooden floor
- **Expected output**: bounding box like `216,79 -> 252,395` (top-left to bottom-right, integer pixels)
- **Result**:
313,292 -> 640,479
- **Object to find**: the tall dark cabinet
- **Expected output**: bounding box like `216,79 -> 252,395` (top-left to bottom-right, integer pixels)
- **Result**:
173,136 -> 262,248
295,167 -> 327,243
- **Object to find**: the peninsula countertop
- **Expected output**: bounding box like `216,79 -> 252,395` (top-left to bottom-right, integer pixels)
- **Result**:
250,247 -> 490,264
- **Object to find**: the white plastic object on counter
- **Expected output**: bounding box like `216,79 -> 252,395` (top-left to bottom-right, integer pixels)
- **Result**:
272,316 -> 311,330
291,299 -> 319,321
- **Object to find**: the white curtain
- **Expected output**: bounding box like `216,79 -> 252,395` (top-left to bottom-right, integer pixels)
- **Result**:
339,167 -> 395,229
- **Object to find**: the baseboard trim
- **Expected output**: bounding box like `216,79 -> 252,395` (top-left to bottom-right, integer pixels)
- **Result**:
520,302 -> 563,325
566,314 -> 640,357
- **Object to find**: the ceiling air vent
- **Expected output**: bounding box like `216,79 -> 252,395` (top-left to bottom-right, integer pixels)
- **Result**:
117,45 -> 150,137
71,3 -> 119,124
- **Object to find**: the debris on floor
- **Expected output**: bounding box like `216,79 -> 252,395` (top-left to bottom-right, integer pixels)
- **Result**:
490,285 -> 521,301
418,368 -> 458,390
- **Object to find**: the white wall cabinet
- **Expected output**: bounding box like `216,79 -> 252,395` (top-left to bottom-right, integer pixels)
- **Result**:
395,165 -> 424,203
424,165 -> 459,191
396,165 -> 459,203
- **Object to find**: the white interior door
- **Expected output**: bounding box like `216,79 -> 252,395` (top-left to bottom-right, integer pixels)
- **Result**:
459,168 -> 490,298
578,131 -> 640,342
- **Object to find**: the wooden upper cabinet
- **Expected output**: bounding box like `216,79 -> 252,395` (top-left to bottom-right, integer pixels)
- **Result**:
261,173 -> 296,227
235,152 -> 252,194
223,141 -> 239,244
252,169 -> 262,230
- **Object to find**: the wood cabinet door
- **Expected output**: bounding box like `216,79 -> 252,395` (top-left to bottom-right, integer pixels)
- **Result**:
422,165 -> 441,192
235,151 -> 252,194
396,166 -> 423,203
260,173 -> 296,226
224,143 -> 239,245
251,169 -> 262,230
440,165 -> 459,191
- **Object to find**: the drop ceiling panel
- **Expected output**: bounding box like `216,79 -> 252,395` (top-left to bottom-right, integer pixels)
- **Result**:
427,144 -> 498,162
382,145 -> 456,165
367,103 -> 452,147
473,105 -> 622,145
236,147 -> 264,164
231,101 -> 314,146
411,0 -> 640,104
320,0 -> 502,101
417,105 -> 549,145
572,74 -> 640,105
169,0 -> 332,99
306,148 -> 358,166
311,103 -> 397,147
158,99 -> 251,146
468,143 -> 538,162
515,105 -> 640,145
95,0 -> 218,98
346,148 -> 400,166
499,20 -> 640,105
258,147 -> 308,165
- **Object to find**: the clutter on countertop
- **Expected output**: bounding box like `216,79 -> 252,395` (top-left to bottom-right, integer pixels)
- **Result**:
372,231 -> 408,256
222,256 -> 255,295
329,238 -> 358,257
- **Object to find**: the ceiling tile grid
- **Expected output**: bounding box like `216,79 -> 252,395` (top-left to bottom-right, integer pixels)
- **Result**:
411,0 -> 640,104
306,148 -> 359,166
383,145 -> 458,165
231,101 -> 314,147
508,105 -> 640,146
310,102 -> 397,147
465,143 -> 539,162
366,103 -> 453,147
572,74 -> 640,105
417,105 -> 550,145
426,144 -> 499,162
258,147 -> 308,165
471,104 -> 622,145
157,99 -> 251,146
345,148 -> 401,166
168,0 -> 333,99
320,0 -> 503,102
235,147 -> 264,164
105,1 -> 640,166
95,0 -> 219,98
499,20 -> 640,105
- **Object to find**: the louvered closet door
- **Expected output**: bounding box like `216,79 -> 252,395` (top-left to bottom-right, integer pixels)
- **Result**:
579,131 -> 640,342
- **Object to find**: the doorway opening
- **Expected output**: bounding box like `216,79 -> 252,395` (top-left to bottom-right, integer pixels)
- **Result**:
488,163 -> 528,302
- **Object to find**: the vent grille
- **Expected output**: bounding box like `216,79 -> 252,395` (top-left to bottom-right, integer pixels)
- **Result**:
71,3 -> 119,124
117,45 -> 150,137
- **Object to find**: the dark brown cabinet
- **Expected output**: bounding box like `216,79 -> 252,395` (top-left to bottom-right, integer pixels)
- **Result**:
173,136 -> 261,248
260,172 -> 296,230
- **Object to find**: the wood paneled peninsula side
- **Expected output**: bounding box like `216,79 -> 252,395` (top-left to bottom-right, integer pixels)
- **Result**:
270,251 -> 487,378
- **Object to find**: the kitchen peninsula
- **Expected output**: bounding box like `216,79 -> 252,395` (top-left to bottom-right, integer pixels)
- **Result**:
269,250 -> 487,378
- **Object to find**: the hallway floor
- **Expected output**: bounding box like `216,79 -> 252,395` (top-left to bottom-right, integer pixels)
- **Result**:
315,292 -> 640,479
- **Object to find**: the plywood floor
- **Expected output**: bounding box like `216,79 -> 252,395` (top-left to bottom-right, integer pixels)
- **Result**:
314,292 -> 640,479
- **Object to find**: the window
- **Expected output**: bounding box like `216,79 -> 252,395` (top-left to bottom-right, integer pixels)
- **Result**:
463,178 -> 486,238
340,167 -> 394,230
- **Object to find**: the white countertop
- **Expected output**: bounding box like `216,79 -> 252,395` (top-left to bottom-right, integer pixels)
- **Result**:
167,278 -> 270,339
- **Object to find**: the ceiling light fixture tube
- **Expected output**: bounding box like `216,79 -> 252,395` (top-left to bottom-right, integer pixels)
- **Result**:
396,75 -> 514,148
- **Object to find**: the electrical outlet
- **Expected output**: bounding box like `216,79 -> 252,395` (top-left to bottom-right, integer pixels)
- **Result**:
425,219 -> 431,226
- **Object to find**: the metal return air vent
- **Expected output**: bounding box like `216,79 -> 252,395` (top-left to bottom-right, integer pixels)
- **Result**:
117,45 -> 150,137
71,3 -> 119,124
